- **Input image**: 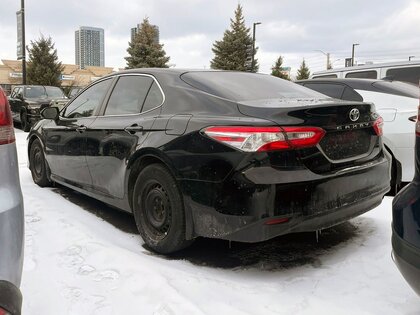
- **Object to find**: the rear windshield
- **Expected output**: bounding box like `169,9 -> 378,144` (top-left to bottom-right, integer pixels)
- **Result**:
181,71 -> 324,102
372,81 -> 419,98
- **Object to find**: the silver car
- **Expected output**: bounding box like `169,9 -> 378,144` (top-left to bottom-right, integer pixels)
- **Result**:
0,87 -> 24,315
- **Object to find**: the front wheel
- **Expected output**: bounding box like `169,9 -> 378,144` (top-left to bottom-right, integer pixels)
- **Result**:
133,164 -> 192,254
29,139 -> 52,187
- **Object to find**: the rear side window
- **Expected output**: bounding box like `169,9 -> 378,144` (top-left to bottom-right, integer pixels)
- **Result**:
181,71 -> 322,102
341,87 -> 363,102
142,82 -> 164,112
64,79 -> 112,118
386,67 -> 420,85
105,76 -> 153,115
303,83 -> 345,99
345,71 -> 377,79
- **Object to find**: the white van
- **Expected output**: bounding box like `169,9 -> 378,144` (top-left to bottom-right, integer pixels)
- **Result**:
311,61 -> 420,85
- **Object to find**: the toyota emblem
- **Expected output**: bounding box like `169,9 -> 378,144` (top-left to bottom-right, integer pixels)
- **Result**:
349,108 -> 360,122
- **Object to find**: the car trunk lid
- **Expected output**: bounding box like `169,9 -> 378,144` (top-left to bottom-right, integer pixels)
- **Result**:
237,98 -> 382,173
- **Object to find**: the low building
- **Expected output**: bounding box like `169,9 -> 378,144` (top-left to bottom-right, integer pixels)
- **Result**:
0,59 -> 114,94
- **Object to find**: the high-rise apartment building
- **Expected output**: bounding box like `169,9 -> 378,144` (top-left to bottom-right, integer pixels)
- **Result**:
75,26 -> 105,69
131,24 -> 159,44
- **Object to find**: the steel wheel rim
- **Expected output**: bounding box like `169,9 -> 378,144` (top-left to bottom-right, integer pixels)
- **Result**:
33,147 -> 43,178
141,181 -> 172,239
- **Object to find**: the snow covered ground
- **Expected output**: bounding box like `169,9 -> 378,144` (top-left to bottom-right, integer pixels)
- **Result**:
15,128 -> 419,314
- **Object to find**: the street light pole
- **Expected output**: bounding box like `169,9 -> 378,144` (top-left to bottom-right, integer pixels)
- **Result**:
21,0 -> 26,84
314,50 -> 331,70
351,43 -> 359,67
251,22 -> 261,72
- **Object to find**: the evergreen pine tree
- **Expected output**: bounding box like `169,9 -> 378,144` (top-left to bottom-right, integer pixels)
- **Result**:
296,59 -> 311,80
210,4 -> 258,72
271,56 -> 290,80
125,18 -> 170,68
27,36 -> 64,86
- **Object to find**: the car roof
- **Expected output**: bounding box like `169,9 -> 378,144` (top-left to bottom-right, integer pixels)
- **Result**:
100,68 -> 266,80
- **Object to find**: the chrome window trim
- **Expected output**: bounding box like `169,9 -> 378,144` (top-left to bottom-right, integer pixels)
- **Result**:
60,76 -> 115,118
98,73 -> 166,118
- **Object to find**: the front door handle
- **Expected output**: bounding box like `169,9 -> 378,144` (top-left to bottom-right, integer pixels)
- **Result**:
408,115 -> 417,122
76,125 -> 87,133
124,124 -> 143,134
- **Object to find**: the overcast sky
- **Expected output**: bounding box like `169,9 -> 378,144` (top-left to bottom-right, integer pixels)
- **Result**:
1,0 -> 419,76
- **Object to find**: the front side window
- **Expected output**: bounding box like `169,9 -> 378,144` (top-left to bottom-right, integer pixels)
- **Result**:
11,87 -> 20,98
63,79 -> 112,118
105,76 -> 153,115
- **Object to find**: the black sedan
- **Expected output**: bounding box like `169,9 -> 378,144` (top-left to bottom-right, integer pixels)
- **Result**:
28,69 -> 391,254
392,110 -> 420,296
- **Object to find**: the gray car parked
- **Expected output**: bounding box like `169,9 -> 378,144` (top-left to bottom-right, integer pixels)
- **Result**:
0,87 -> 24,315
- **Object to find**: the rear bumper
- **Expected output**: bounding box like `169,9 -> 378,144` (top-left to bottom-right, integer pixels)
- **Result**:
218,190 -> 385,242
0,280 -> 22,315
0,143 -> 24,287
392,231 -> 420,296
184,154 -> 390,242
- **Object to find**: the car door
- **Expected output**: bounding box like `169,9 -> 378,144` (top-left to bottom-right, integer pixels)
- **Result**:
85,74 -> 164,198
8,87 -> 23,121
43,78 -> 113,187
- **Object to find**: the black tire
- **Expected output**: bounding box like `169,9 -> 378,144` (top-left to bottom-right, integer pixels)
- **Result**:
29,139 -> 52,187
388,161 -> 400,196
133,164 -> 192,254
20,110 -> 30,132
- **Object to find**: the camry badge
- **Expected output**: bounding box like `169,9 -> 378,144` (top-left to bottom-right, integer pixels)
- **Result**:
349,108 -> 360,122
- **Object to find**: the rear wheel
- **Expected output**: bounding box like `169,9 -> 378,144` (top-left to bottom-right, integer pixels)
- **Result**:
133,164 -> 192,254
20,110 -> 30,132
29,139 -> 52,187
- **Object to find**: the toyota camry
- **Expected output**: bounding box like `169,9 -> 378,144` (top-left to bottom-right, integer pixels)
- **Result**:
28,69 -> 391,254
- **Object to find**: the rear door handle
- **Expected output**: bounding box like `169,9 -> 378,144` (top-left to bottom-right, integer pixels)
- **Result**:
76,125 -> 87,133
124,124 -> 143,134
408,115 -> 417,122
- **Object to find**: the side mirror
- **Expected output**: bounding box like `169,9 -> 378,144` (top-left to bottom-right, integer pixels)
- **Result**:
17,93 -> 24,100
41,107 -> 59,120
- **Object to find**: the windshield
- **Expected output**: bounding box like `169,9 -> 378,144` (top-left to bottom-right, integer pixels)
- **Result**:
181,71 -> 326,102
372,81 -> 420,98
45,86 -> 66,98
25,86 -> 47,99
24,86 -> 66,99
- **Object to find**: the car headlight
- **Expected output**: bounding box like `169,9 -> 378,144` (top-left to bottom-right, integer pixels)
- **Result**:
27,104 -> 41,114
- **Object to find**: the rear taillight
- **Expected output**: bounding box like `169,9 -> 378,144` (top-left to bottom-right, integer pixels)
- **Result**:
0,89 -> 15,145
0,307 -> 11,315
373,116 -> 384,136
203,126 -> 325,152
